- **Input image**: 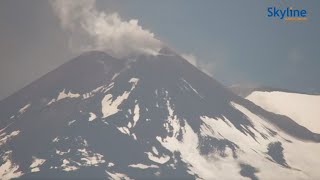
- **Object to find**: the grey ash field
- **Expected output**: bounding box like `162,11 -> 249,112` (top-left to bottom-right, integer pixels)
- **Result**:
1,49 -> 320,179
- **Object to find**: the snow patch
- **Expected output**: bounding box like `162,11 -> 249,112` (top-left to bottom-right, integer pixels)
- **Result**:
106,171 -> 131,180
92,86 -> 104,93
68,120 -> 76,126
112,73 -> 120,80
152,146 -> 159,156
108,162 -> 115,167
56,149 -> 70,155
19,103 -> 31,114
82,86 -> 104,99
52,137 -> 59,143
231,102 -> 320,179
127,122 -> 132,128
88,112 -> 97,121
117,127 -> 130,135
103,82 -> 115,93
129,78 -> 139,86
145,152 -> 170,164
129,163 -> 159,169
101,93 -> 130,118
48,89 -> 80,105
157,119 -> 243,179
164,100 -> 181,137
30,157 -> 46,172
57,89 -> 81,101
61,159 -> 79,172
0,130 -> 20,146
132,133 -> 137,140
0,151 -> 23,179
101,79 -> 139,118
116,103 -> 140,140
132,104 -> 140,127
54,137 -> 106,171
181,78 -> 203,98
47,99 -> 55,105
78,148 -> 106,166
247,91 -> 320,133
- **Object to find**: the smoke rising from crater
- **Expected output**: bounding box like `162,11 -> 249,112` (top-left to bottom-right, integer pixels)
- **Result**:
51,0 -> 162,58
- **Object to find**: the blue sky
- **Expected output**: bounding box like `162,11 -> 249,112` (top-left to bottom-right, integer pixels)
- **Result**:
0,0 -> 319,100
107,0 -> 320,91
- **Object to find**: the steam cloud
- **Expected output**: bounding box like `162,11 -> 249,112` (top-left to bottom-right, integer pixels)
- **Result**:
51,0 -> 162,58
182,53 -> 215,77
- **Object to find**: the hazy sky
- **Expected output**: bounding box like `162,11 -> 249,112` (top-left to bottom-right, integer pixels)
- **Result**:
0,0 -> 319,100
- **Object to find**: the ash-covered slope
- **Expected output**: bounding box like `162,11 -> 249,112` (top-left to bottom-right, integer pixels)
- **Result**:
1,49 -> 320,179
0,51 -> 124,129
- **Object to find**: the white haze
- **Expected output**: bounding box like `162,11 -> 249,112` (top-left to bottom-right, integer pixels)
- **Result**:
50,0 -> 162,58
182,53 -> 215,77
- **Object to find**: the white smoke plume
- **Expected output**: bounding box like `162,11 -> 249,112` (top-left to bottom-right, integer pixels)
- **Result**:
51,0 -> 162,58
182,53 -> 215,77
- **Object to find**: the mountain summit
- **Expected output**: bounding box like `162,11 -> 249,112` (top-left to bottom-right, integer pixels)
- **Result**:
1,49 -> 320,179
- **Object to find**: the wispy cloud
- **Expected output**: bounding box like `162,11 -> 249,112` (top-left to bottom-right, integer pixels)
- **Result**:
182,53 -> 215,77
50,0 -> 162,58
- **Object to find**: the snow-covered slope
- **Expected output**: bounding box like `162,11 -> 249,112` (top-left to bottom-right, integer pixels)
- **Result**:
247,91 -> 320,133
1,49 -> 320,179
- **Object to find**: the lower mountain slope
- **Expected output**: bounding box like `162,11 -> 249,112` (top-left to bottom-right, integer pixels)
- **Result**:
1,50 -> 320,179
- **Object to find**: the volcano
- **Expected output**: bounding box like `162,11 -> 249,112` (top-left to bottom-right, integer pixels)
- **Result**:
1,49 -> 320,179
